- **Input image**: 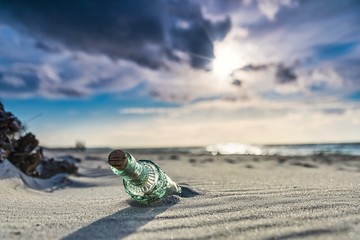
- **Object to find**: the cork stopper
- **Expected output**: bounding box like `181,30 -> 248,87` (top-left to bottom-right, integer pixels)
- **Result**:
108,149 -> 128,170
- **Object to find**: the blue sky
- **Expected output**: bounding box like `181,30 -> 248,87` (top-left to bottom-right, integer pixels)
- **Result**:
0,0 -> 360,147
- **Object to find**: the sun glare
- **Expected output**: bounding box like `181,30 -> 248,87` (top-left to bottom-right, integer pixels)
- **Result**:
212,43 -> 241,78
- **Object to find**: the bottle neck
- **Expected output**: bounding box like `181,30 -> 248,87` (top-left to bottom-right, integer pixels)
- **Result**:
110,152 -> 148,186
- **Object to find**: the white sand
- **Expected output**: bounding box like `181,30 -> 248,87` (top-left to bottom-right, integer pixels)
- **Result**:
1,151 -> 359,239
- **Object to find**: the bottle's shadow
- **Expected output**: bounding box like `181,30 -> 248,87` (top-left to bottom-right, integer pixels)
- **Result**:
62,185 -> 200,240
61,197 -> 179,240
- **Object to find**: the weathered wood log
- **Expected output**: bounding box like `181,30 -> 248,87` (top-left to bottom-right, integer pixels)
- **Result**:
38,157 -> 78,178
23,153 -> 42,175
8,152 -> 27,167
15,133 -> 39,154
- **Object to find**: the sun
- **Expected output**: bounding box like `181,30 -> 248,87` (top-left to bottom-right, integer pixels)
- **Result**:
212,42 -> 241,78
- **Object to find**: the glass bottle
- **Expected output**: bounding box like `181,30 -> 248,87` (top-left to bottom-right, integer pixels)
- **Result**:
108,149 -> 182,205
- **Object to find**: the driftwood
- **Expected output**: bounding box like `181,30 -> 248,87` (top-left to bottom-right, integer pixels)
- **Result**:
0,101 -> 79,178
38,156 -> 80,178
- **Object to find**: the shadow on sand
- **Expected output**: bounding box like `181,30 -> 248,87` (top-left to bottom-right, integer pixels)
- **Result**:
62,198 -> 178,240
62,184 -> 200,239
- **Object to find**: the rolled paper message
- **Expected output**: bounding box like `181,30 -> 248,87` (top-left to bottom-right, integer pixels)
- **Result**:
108,150 -> 182,204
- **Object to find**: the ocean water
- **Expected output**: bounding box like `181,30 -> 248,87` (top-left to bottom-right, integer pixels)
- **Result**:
82,142 -> 360,157
204,142 -> 360,156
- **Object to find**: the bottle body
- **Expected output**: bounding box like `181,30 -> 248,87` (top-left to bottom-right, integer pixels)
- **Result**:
109,151 -> 181,205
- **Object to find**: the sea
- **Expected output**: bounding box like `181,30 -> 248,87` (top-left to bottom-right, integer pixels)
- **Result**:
120,142 -> 360,156
203,142 -> 360,156
63,142 -> 360,157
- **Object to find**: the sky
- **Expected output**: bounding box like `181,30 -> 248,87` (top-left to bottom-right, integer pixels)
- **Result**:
0,0 -> 360,148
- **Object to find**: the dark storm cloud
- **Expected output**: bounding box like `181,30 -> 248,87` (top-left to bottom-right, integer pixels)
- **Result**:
234,63 -> 298,84
34,41 -> 61,53
0,0 -> 231,69
169,16 -> 231,68
56,88 -> 87,98
275,65 -> 297,84
241,64 -> 270,72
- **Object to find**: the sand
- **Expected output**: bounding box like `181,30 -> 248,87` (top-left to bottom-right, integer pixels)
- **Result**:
1,150 -> 359,239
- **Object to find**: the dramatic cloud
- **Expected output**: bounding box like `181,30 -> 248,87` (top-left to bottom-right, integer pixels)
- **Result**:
0,41 -> 148,98
231,63 -> 298,85
0,0 -> 359,105
248,0 -> 298,20
202,0 -> 298,20
240,64 -> 270,72
0,0 -> 231,69
0,65 -> 40,97
275,65 -> 297,84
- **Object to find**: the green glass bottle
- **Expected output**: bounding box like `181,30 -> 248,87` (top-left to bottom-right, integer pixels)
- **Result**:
108,150 -> 182,205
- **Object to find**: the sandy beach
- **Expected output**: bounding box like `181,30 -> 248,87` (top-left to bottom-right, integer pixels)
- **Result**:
0,150 -> 359,239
